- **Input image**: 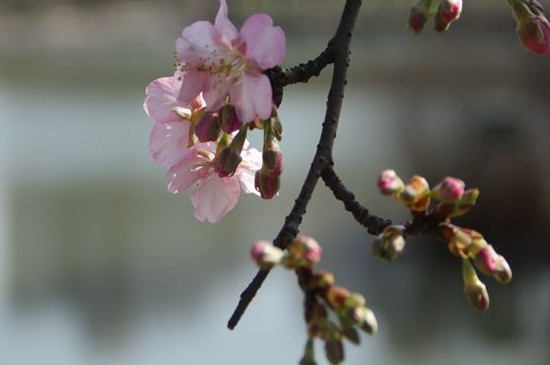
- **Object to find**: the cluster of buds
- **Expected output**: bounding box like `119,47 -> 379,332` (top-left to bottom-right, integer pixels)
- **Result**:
407,0 -> 462,33
250,235 -> 322,270
188,104 -> 285,186
378,171 -> 478,219
300,281 -> 378,365
250,236 -> 377,365
255,112 -> 283,199
376,170 -> 512,310
509,0 -> 550,54
440,223 -> 512,310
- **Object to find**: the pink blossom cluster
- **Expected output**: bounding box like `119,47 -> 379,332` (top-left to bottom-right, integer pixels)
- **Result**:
143,0 -> 286,223
174,0 -> 285,123
144,77 -> 262,223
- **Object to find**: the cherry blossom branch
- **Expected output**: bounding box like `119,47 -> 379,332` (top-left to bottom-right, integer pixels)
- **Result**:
228,0 -> 364,331
321,167 -> 392,235
266,47 -> 334,106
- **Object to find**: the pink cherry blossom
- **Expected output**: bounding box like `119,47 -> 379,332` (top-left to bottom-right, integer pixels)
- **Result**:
166,141 -> 262,223
174,0 -> 285,123
144,77 -> 204,166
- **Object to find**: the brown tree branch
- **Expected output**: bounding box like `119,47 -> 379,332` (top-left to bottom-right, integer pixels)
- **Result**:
227,0 -> 364,331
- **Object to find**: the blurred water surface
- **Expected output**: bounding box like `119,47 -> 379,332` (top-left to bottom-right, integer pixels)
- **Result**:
1,1 -> 549,364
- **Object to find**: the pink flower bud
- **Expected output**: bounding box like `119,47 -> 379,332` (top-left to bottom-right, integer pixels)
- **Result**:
432,176 -> 465,202
517,16 -> 550,54
262,149 -> 283,179
398,175 -> 430,211
194,112 -> 221,142
439,0 -> 462,23
255,170 -> 280,199
493,256 -> 512,284
473,245 -> 499,275
464,278 -> 490,311
377,169 -> 404,196
285,235 -> 322,268
407,5 -> 428,33
250,240 -> 284,268
511,0 -> 550,55
462,259 -> 490,311
214,146 -> 242,177
221,105 -> 242,134
303,237 -> 322,263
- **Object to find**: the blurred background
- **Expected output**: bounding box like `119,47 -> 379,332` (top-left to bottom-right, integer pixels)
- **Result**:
1,0 -> 549,364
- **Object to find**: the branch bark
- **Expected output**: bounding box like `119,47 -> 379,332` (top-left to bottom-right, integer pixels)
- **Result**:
227,0 -> 365,330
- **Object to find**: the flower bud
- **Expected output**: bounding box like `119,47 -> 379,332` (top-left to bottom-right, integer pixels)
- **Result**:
325,286 -> 350,310
305,301 -> 328,324
341,325 -> 360,345
493,256 -> 512,284
398,175 -> 430,211
439,0 -> 462,23
451,188 -> 480,217
434,11 -> 451,33
255,170 -> 280,199
462,259 -> 490,311
511,0 -> 550,55
220,105 -> 242,134
473,245 -> 499,275
286,235 -> 323,268
311,270 -> 335,290
377,169 -> 404,196
324,338 -> 344,365
351,306 -> 378,335
250,240 -> 284,268
372,225 -> 406,263
214,146 -> 242,177
344,292 -> 366,309
262,149 -> 283,179
214,125 -> 249,177
194,112 -> 221,142
432,176 -> 465,202
408,4 -> 429,33
407,0 -> 438,33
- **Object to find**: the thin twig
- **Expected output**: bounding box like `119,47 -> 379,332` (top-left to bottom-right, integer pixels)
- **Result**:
321,167 -> 392,235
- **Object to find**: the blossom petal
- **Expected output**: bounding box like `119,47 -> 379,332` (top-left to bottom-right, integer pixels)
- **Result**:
202,74 -> 231,112
214,0 -> 239,45
237,147 -> 262,195
176,69 -> 209,104
240,14 -> 285,69
149,121 -> 190,166
144,77 -> 183,123
230,73 -> 272,121
190,175 -> 241,223
165,152 -> 206,194
176,21 -> 220,65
